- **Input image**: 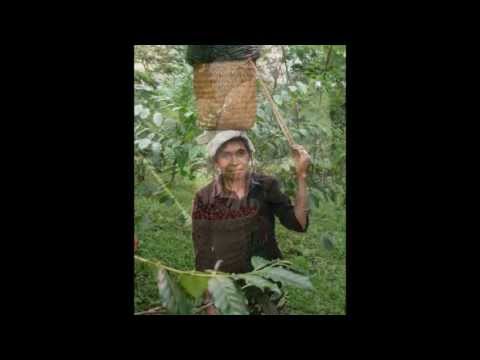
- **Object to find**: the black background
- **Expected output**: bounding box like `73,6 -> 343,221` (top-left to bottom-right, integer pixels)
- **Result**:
12,26 -> 437,332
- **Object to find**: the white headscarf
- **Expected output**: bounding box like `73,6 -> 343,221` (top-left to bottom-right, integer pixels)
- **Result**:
196,130 -> 255,159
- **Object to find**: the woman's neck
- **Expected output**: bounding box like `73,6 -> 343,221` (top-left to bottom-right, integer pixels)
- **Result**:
222,173 -> 247,193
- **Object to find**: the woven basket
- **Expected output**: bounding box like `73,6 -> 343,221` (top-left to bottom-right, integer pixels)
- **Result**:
193,60 -> 256,130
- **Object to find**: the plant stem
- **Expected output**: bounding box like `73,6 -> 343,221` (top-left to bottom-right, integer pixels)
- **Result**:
135,255 -> 290,278
281,46 -> 290,84
324,45 -> 333,72
249,60 -> 296,148
139,155 -> 191,225
134,306 -> 166,315
134,255 -> 227,278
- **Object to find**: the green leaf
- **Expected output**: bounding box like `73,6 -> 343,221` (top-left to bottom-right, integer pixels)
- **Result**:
140,108 -> 150,119
309,188 -> 323,208
273,94 -> 283,105
134,104 -> 144,116
163,118 -> 177,131
136,138 -> 151,150
233,274 -> 282,297
296,81 -> 308,94
257,107 -> 266,121
153,113 -> 163,126
208,277 -> 249,315
298,129 -> 308,137
156,192 -> 170,203
280,162 -> 291,172
189,145 -> 203,159
137,214 -> 153,232
151,142 -> 161,154
157,269 -> 174,310
157,269 -> 194,314
322,234 -> 335,250
251,256 -> 271,270
178,273 -> 209,299
257,266 -> 314,290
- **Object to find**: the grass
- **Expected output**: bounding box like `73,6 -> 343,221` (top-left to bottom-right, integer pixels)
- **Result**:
134,171 -> 346,315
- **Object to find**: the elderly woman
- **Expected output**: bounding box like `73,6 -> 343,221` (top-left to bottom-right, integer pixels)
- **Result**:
192,130 -> 311,314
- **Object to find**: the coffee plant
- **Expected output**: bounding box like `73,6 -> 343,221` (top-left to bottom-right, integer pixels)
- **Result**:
135,255 -> 313,315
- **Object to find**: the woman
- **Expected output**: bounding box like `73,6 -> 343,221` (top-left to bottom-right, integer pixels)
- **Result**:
192,130 -> 311,314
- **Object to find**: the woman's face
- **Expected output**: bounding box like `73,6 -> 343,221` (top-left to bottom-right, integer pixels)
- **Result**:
215,140 -> 250,181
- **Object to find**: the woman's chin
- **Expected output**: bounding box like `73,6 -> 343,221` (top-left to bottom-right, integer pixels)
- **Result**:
224,170 -> 246,179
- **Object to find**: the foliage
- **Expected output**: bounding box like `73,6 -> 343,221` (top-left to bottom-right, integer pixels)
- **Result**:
134,45 -> 346,204
137,255 -> 313,315
134,45 -> 346,315
250,45 -> 346,208
134,174 -> 345,314
134,46 -> 205,191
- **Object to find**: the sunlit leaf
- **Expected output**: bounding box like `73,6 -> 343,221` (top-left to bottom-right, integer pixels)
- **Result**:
153,113 -> 163,126
234,274 -> 282,297
257,266 -> 313,290
273,94 -> 283,105
136,138 -> 151,150
157,269 -> 194,314
151,142 -> 161,154
251,256 -> 271,269
208,277 -> 249,315
178,273 -> 209,299
134,104 -> 144,116
140,108 -> 150,119
297,81 -> 308,94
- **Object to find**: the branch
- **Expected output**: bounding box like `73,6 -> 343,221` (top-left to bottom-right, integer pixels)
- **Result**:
134,255 -> 228,278
137,154 -> 191,225
324,45 -> 333,72
281,46 -> 300,125
248,59 -> 296,148
281,46 -> 290,84
134,306 -> 167,315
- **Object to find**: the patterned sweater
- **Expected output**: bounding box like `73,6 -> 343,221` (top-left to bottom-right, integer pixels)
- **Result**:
192,172 -> 309,273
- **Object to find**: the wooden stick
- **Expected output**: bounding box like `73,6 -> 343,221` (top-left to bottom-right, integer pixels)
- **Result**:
248,59 -> 297,149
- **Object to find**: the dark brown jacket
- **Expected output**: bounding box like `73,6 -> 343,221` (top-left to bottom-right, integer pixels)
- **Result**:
192,172 -> 309,274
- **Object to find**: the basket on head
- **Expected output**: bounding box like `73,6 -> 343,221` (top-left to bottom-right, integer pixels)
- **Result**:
193,60 -> 256,130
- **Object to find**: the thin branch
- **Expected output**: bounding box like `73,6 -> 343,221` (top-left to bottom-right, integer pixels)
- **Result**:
281,46 -> 300,125
134,255 -> 228,278
137,155 -> 191,225
194,302 -> 214,314
281,46 -> 290,84
324,45 -> 333,72
134,306 -> 167,315
248,59 -> 296,148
